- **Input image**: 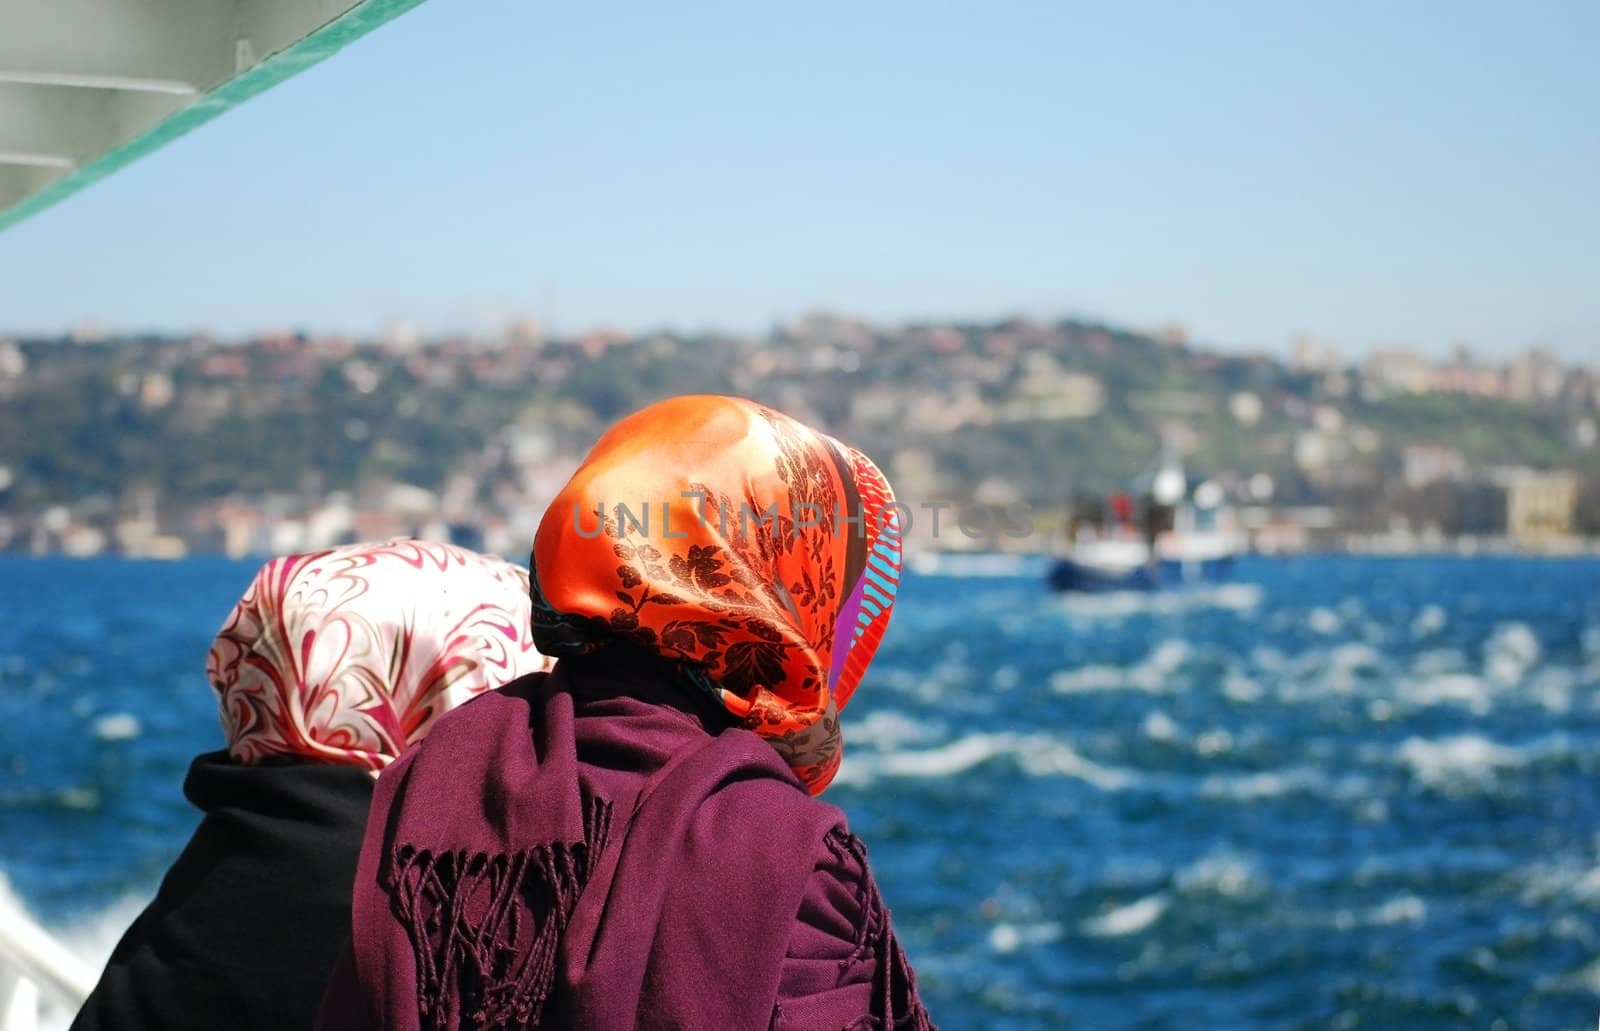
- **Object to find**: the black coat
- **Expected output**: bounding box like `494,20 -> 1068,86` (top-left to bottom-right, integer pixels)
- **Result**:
71,750 -> 374,1031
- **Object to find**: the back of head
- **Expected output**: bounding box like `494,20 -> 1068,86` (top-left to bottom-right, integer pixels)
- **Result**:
530,394 -> 902,794
207,538 -> 554,771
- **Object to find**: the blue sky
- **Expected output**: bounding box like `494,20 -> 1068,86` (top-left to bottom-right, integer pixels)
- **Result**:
1,0 -> 1596,357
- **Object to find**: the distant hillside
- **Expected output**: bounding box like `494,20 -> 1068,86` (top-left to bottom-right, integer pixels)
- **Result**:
1,316 -> 1595,552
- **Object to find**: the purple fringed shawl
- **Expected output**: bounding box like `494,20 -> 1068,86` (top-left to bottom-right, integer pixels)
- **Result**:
318,659 -> 935,1031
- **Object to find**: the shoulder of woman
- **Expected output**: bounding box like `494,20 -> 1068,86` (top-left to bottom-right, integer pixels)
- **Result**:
774,827 -> 940,1031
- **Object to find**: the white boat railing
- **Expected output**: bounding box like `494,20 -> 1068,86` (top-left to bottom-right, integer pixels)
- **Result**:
0,889 -> 95,1031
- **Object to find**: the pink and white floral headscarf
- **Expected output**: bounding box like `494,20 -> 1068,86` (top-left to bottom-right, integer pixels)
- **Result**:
206,539 -> 552,772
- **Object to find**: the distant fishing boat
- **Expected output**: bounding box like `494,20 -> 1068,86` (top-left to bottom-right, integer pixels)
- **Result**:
1047,447 -> 1244,593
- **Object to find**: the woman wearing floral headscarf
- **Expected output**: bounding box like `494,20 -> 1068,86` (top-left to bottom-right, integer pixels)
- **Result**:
320,396 -> 935,1031
72,539 -> 552,1031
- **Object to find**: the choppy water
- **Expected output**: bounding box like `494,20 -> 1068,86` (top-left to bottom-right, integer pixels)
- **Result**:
3,554 -> 1599,1029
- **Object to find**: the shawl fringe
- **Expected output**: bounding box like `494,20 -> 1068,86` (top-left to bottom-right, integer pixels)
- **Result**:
385,795 -> 613,1031
826,829 -> 936,1031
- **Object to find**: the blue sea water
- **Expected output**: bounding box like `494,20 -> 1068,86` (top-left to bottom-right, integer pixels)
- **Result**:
3,553 -> 1599,1029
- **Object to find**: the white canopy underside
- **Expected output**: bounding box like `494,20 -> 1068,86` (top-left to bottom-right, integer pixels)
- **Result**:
0,0 -> 424,230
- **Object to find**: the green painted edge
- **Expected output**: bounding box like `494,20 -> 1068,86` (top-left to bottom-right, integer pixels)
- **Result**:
0,0 -> 430,232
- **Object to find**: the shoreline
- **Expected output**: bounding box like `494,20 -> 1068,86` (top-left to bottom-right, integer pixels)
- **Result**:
7,540 -> 1600,562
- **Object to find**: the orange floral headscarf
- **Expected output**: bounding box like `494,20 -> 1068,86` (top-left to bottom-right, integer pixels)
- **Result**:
530,395 -> 902,794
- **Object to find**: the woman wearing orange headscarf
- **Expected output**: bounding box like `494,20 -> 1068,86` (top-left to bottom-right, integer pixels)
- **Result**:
321,396 -> 935,1031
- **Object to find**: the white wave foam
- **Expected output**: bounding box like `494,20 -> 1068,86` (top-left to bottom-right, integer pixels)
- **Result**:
1370,894 -> 1426,925
1012,737 -> 1139,789
1080,893 -> 1169,937
1260,630 -> 1587,714
1200,770 -> 1297,800
1484,622 -> 1540,687
1410,604 -> 1448,638
1525,667 -> 1577,714
1307,607 -> 1342,635
54,787 -> 100,811
1197,767 -> 1365,802
876,734 -> 1016,779
89,713 -> 141,742
1142,710 -> 1180,742
1399,673 -> 1494,714
1222,672 -> 1263,703
1288,641 -> 1386,697
1573,866 -> 1600,902
1051,583 -> 1260,619
1355,796 -> 1390,823
835,732 -> 1138,791
1208,584 -> 1264,610
1049,640 -> 1193,696
847,710 -> 935,752
1175,853 -> 1262,898
874,668 -> 923,697
990,665 -> 1021,691
1331,894 -> 1427,931
874,675 -> 951,705
1249,646 -> 1289,672
1127,640 -> 1192,692
1410,648 -> 1471,676
1487,621 -> 1541,664
1511,856 -> 1600,907
987,920 -> 1063,953
1396,734 -> 1523,789
1328,642 -> 1385,671
1401,640 -> 1581,714
1194,730 -> 1233,757
1537,955 -> 1600,995
1048,664 -> 1127,694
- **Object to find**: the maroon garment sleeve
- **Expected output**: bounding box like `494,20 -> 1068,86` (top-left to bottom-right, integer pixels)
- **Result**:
772,829 -> 937,1031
